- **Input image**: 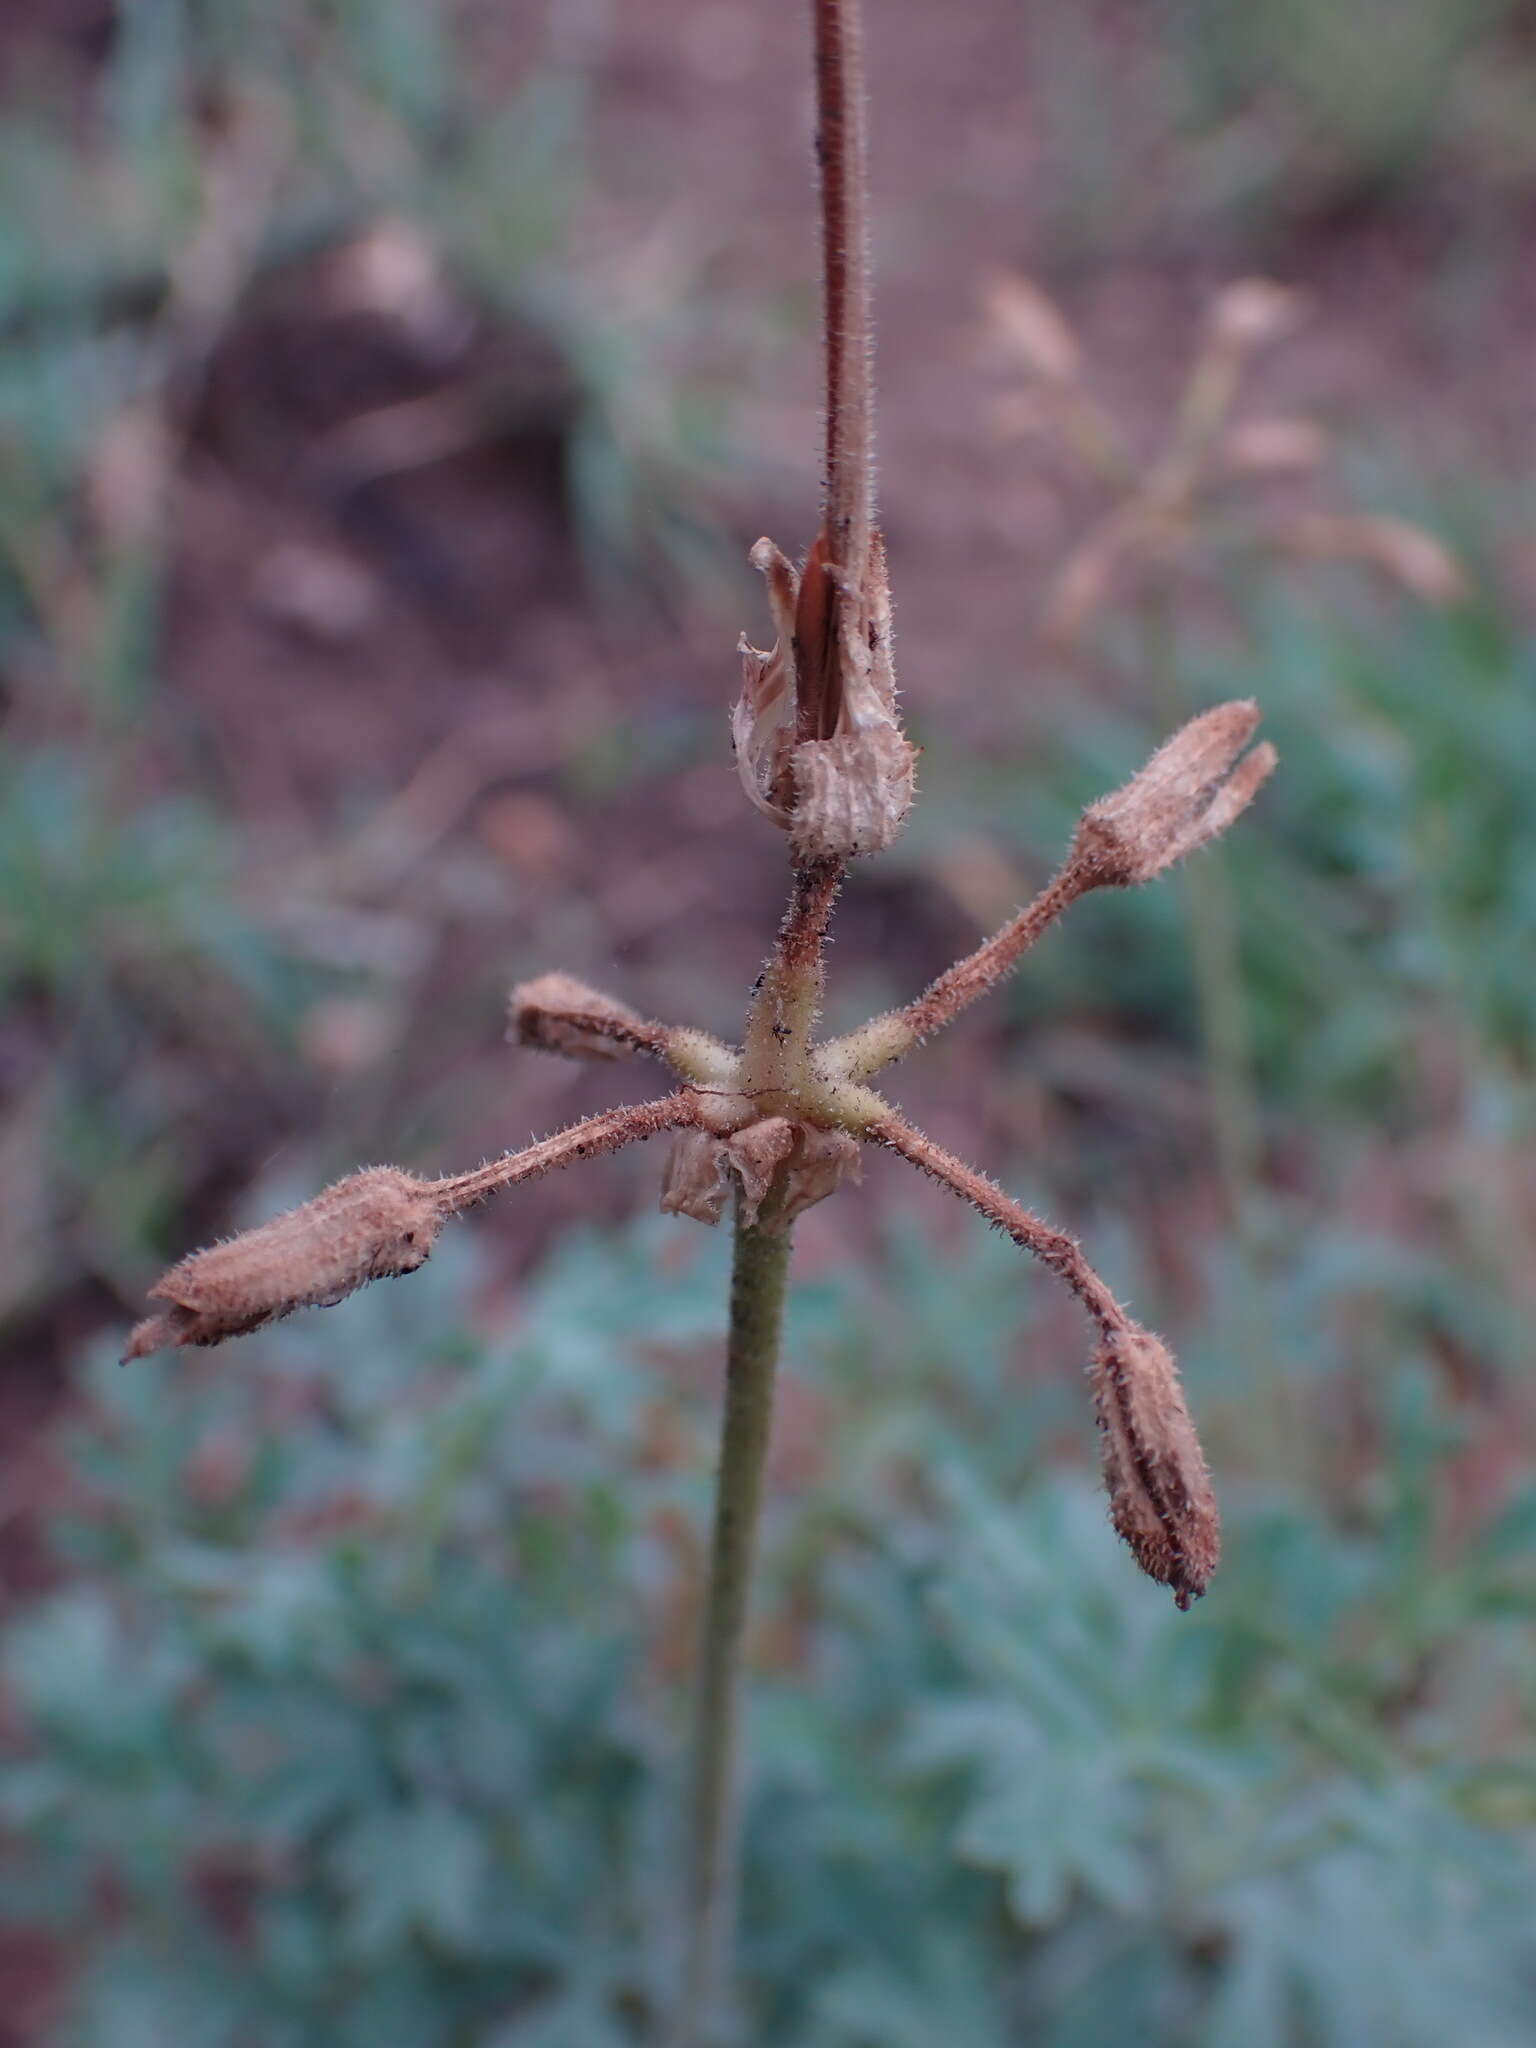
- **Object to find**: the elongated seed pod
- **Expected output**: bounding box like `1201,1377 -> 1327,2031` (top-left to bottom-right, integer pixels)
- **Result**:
1091,1322 -> 1221,1608
124,1167 -> 443,1359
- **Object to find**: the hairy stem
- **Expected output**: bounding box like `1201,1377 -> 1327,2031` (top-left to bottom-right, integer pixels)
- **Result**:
865,1113 -> 1128,1334
824,865 -> 1086,1082
740,857 -> 844,1093
814,0 -> 872,581
430,1095 -> 696,1210
676,1203 -> 794,2048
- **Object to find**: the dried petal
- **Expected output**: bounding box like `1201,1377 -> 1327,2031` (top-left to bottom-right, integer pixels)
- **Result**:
733,538 -> 801,826
659,1127 -> 731,1227
510,972 -> 658,1062
732,532 -> 915,859
659,1118 -> 863,1232
790,727 -> 917,861
1071,700 -> 1276,886
1092,1322 -> 1220,1607
771,1123 -> 862,1226
725,1119 -> 798,1227
125,1168 -> 443,1360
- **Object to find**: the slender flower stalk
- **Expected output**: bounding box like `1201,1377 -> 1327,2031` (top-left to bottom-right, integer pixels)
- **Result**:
676,1203 -> 794,2048
124,3 -> 1279,2038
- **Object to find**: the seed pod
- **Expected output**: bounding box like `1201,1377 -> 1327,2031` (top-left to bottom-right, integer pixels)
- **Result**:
1091,1321 -> 1221,1608
1070,700 -> 1276,887
510,972 -> 659,1062
124,1167 -> 444,1359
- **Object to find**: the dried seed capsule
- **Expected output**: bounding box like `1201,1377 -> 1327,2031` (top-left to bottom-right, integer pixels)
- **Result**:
1070,700 -> 1276,887
1091,1321 -> 1221,1608
509,973 -> 659,1062
124,1167 -> 444,1359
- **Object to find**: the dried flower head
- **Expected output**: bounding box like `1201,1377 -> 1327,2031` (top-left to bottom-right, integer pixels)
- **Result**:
128,1 -> 1280,1633
662,1117 -> 861,1231
1091,1322 -> 1221,1609
124,1167 -> 444,1359
734,533 -> 916,860
510,973 -> 662,1063
1069,700 -> 1278,887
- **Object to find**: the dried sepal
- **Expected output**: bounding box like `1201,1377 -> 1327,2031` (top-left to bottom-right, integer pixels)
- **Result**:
732,533 -> 916,860
733,538 -> 801,827
722,1118 -> 799,1225
509,972 -> 661,1063
789,532 -> 916,860
659,1117 -> 862,1233
1091,1321 -> 1220,1608
1070,700 -> 1277,887
124,1167 -> 444,1360
660,1126 -> 732,1227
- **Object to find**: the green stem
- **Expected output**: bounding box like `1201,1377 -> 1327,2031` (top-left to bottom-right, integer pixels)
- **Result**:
674,1203 -> 794,2048
1139,590 -> 1264,1246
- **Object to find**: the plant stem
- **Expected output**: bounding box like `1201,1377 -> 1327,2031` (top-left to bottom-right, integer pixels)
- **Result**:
675,1203 -> 794,2048
814,0 -> 873,577
1139,590 -> 1264,1240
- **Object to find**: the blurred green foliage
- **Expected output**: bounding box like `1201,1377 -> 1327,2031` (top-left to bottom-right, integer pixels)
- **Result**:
1018,0 -> 1536,250
6,1204 -> 1536,2045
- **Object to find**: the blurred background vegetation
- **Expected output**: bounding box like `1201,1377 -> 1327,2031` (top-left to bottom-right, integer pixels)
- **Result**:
1,1 -> 1535,2042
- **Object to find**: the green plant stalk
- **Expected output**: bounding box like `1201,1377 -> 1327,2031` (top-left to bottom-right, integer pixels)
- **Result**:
1140,590 -> 1265,1241
675,1201 -> 794,2048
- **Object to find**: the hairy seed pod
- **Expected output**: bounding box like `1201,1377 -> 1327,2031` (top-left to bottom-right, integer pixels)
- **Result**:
124,1167 -> 444,1359
1091,1321 -> 1221,1608
510,972 -> 659,1062
1070,700 -> 1276,888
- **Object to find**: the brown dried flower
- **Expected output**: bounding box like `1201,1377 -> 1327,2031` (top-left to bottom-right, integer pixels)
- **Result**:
1091,1322 -> 1221,1609
662,1117 -> 861,1232
124,1167 -> 444,1359
1070,700 -> 1278,888
510,972 -> 664,1063
734,534 -> 916,861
